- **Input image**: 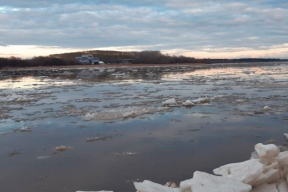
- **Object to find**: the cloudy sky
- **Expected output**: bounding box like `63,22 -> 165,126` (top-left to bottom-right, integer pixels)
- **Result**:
0,0 -> 288,58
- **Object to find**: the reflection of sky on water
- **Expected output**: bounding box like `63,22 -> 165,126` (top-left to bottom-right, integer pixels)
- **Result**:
163,65 -> 288,81
0,76 -> 78,90
0,64 -> 288,191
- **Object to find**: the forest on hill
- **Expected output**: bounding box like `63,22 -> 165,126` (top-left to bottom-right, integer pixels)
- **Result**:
50,50 -> 202,64
50,50 -> 285,64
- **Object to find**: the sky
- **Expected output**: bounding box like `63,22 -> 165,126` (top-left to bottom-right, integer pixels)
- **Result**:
0,0 -> 288,59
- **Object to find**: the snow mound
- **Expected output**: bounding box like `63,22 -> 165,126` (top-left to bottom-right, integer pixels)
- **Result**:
84,107 -> 168,120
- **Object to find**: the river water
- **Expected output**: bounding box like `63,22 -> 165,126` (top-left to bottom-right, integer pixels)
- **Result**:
0,63 -> 288,192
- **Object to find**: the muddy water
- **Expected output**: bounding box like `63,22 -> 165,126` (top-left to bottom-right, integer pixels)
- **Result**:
0,63 -> 288,192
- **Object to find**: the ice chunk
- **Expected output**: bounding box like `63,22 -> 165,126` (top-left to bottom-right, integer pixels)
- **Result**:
263,106 -> 272,111
284,133 -> 288,140
275,151 -> 288,168
76,191 -> 113,192
255,143 -> 280,158
36,156 -> 51,160
134,180 -> 181,192
164,181 -> 178,188
55,146 -> 68,152
250,183 -> 278,192
115,152 -> 137,156
179,179 -> 192,192
162,98 -> 178,107
250,151 -> 260,159
86,136 -> 112,142
213,159 -> 264,184
277,179 -> 288,192
182,100 -> 195,106
84,107 -> 168,121
183,171 -> 252,192
261,168 -> 279,184
0,93 -> 33,102
19,127 -> 32,132
192,97 -> 210,104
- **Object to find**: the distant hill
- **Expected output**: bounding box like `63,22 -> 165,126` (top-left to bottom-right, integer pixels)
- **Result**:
49,50 -> 287,64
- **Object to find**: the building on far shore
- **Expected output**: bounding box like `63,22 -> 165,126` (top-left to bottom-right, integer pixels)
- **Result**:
76,55 -> 100,64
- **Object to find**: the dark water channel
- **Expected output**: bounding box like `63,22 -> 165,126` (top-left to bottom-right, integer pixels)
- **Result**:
0,63 -> 288,192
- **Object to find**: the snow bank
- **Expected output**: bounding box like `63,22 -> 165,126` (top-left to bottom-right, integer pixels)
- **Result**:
84,142 -> 288,192
84,107 -> 168,120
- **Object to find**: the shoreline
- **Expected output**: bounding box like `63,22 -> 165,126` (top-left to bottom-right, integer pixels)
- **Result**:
1,62 -> 288,80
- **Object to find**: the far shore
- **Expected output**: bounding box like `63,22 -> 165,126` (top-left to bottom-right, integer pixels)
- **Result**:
0,63 -> 206,71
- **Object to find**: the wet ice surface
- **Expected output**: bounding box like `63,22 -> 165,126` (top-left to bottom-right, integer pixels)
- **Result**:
1,63 -> 288,192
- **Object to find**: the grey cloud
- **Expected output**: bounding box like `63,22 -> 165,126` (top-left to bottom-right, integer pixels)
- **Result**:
0,0 -> 287,58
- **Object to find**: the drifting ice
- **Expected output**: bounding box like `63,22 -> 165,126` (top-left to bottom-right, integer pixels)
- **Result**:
162,98 -> 178,107
192,97 -> 210,104
0,93 -> 33,102
182,100 -> 195,106
84,107 -> 168,120
263,106 -> 272,111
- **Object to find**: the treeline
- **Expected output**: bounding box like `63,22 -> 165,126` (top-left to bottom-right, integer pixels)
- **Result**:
51,50 -> 138,63
0,56 -> 78,68
132,51 -> 201,64
50,50 -> 204,64
50,50 -> 286,64
204,58 -> 286,64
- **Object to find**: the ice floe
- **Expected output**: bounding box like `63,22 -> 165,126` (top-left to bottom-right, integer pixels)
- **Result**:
182,100 -> 195,106
134,180 -> 181,192
55,146 -> 68,152
84,107 -> 168,120
263,106 -> 272,111
0,93 -> 34,102
192,97 -> 210,104
255,143 -> 280,158
76,191 -> 113,192
180,171 -> 252,192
